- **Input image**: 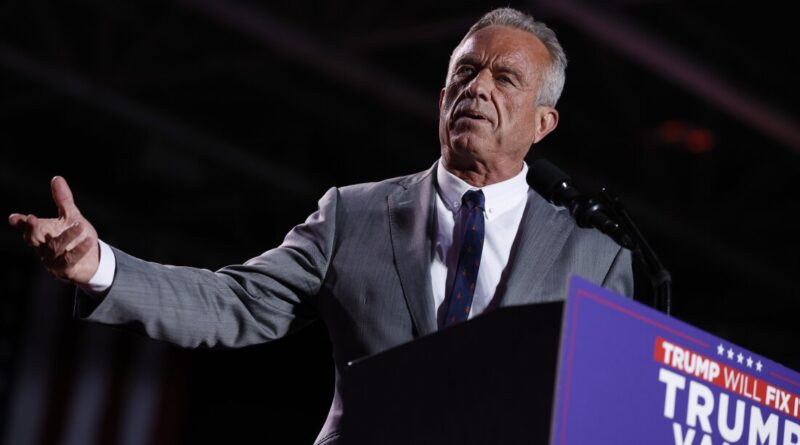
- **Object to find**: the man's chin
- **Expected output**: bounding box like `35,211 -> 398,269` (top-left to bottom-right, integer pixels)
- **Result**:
444,138 -> 495,165
449,133 -> 490,153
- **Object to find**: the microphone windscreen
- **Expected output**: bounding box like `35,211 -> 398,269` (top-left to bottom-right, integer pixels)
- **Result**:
528,159 -> 572,203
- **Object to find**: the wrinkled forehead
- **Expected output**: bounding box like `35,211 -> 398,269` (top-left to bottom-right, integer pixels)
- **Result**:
447,25 -> 550,77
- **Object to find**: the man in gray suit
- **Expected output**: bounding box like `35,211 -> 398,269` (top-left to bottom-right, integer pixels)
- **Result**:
10,8 -> 632,444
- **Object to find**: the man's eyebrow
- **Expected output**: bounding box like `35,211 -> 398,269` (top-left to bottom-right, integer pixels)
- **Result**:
453,55 -> 526,79
494,65 -> 525,80
453,54 -> 481,67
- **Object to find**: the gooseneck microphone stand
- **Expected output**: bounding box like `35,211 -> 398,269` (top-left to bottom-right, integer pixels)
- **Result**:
529,159 -> 672,315
599,188 -> 672,315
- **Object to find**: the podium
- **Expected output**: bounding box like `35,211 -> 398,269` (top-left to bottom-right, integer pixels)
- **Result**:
342,277 -> 800,445
343,302 -> 563,444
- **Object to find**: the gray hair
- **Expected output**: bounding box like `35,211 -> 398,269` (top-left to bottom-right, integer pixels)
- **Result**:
453,7 -> 568,107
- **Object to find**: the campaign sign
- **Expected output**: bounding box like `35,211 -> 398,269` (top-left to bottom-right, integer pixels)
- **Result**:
550,276 -> 800,445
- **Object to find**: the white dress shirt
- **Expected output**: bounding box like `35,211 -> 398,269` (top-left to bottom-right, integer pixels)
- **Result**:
86,161 -> 531,321
81,238 -> 115,294
431,161 -> 529,327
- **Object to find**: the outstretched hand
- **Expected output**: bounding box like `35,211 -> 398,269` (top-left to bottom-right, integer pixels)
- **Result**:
9,177 -> 100,284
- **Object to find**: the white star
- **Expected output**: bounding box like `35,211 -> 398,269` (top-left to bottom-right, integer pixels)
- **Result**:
727,348 -> 735,359
717,344 -> 725,355
737,353 -> 744,364
756,361 -> 763,372
746,357 -> 754,368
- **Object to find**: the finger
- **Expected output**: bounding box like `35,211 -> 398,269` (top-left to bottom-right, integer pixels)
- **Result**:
65,236 -> 94,266
24,215 -> 50,246
19,215 -> 42,246
51,176 -> 79,219
51,236 -> 94,280
45,221 -> 83,259
8,213 -> 30,229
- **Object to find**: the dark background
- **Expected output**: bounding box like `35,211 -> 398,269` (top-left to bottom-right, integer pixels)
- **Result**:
1,0 -> 797,444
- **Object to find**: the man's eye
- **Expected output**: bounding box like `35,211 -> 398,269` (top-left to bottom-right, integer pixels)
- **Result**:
457,66 -> 475,76
497,75 -> 513,85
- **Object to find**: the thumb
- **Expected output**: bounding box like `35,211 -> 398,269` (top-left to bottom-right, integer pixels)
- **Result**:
51,176 -> 79,218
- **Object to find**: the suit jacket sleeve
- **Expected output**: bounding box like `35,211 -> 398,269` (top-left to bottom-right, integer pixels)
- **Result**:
74,187 -> 340,349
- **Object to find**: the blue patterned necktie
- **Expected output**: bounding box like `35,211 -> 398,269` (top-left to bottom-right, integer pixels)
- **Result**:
443,189 -> 485,327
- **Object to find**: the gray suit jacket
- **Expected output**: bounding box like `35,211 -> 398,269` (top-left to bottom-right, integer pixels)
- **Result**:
76,162 -> 632,444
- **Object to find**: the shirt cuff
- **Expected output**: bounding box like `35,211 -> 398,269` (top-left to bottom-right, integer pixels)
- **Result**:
78,239 -> 116,294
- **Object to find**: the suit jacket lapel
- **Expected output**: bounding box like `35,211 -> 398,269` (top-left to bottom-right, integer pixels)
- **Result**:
387,166 -> 438,337
496,189 -> 575,306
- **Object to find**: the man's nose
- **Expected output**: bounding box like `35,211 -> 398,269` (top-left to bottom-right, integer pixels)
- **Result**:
464,69 -> 493,101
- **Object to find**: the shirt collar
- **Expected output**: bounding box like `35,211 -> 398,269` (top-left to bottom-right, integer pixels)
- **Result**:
436,159 -> 529,220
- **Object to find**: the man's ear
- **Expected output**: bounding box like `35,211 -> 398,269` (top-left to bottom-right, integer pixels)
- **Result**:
532,106 -> 559,144
438,88 -> 446,109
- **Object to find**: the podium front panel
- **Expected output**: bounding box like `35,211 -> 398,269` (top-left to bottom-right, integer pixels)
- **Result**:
551,276 -> 800,445
344,302 -> 564,444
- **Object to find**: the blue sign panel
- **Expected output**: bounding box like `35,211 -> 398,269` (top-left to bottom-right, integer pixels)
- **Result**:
551,276 -> 800,445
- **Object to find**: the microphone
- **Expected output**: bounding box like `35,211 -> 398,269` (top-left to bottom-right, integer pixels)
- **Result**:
528,159 -> 634,249
528,159 -> 673,314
